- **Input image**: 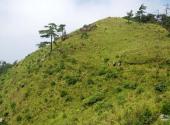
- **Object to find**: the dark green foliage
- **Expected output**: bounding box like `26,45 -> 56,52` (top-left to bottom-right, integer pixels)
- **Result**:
125,108 -> 158,125
60,90 -> 68,97
135,4 -> 147,23
126,10 -> 133,23
97,67 -> 108,76
97,67 -> 118,79
161,101 -> 170,115
113,87 -> 122,93
105,69 -> 118,79
58,24 -> 68,41
39,23 -> 59,53
83,92 -> 104,107
95,101 -> 113,114
0,121 -> 8,125
103,58 -> 109,63
135,108 -> 158,125
123,82 -> 137,90
25,113 -> 32,121
50,81 -> 56,86
16,115 -> 22,122
81,32 -> 88,39
136,87 -> 144,94
86,79 -> 94,85
116,95 -> 126,105
0,61 -> 12,75
64,75 -> 79,85
45,66 -> 56,75
10,102 -> 16,111
65,95 -> 73,102
154,83 -> 167,92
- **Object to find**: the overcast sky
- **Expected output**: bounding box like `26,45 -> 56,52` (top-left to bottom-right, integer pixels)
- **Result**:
0,0 -> 168,63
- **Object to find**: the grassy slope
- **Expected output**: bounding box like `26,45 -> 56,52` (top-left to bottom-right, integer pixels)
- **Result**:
0,17 -> 170,125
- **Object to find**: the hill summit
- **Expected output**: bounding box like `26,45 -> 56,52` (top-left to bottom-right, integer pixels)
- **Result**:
0,17 -> 170,125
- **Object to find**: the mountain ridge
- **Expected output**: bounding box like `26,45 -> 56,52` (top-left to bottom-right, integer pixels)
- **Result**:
0,17 -> 170,125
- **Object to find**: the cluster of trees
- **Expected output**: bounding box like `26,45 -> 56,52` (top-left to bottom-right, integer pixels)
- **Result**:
0,61 -> 13,75
38,23 -> 67,53
125,4 -> 170,33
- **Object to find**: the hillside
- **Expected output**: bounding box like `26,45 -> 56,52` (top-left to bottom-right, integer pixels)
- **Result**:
0,17 -> 170,125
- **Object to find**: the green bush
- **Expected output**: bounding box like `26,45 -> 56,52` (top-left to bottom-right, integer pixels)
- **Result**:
0,121 -> 8,125
25,113 -> 32,121
65,95 -> 73,102
113,86 -> 122,93
60,90 -> 68,97
56,61 -> 65,72
10,102 -> 16,111
95,101 -> 113,114
51,81 -> 56,86
136,87 -> 144,94
154,83 -> 167,92
135,108 -> 158,125
97,67 -> 108,76
123,83 -> 137,90
104,58 -> 109,63
64,75 -> 79,85
87,79 -> 94,85
105,69 -> 118,79
16,115 -> 22,122
161,101 -> 170,115
83,92 -> 104,107
124,108 -> 158,125
97,67 -> 118,79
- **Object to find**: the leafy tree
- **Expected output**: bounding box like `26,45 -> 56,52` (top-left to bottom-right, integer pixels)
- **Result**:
39,23 -> 59,53
0,61 -> 12,75
136,4 -> 147,23
126,10 -> 133,23
144,14 -> 157,23
58,24 -> 67,41
162,16 -> 170,33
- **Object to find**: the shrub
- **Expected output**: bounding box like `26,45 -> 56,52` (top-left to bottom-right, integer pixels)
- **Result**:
10,102 -> 16,111
87,79 -> 94,85
0,121 -> 8,125
135,108 -> 158,125
136,87 -> 144,94
56,61 -> 65,72
97,67 -> 118,79
65,95 -> 73,102
105,69 -> 118,79
113,87 -> 122,93
83,92 -> 104,107
60,90 -> 68,97
104,58 -> 109,63
161,101 -> 170,115
16,115 -> 22,122
124,108 -> 158,125
25,114 -> 32,121
154,83 -> 167,92
123,83 -> 137,90
64,75 -> 79,85
97,67 -> 108,76
51,81 -> 56,86
116,95 -> 126,105
95,101 -> 113,114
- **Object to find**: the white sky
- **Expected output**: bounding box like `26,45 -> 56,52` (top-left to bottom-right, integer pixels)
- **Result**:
0,0 -> 168,63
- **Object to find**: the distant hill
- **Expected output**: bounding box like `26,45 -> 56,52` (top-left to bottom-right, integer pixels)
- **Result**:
0,17 -> 170,125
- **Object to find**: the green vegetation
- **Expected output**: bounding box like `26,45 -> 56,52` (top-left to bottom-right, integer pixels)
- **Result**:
0,17 -> 170,125
0,61 -> 13,75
